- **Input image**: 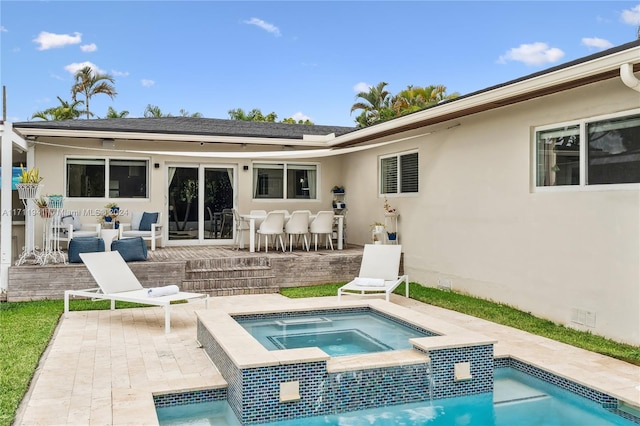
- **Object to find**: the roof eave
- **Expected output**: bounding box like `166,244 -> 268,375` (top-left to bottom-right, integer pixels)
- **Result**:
12,128 -> 329,148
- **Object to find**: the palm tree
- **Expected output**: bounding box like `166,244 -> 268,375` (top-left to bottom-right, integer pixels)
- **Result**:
31,96 -> 85,121
143,104 -> 171,117
71,66 -> 117,119
350,82 -> 393,127
228,108 -> 249,120
105,106 -> 129,118
178,109 -> 203,118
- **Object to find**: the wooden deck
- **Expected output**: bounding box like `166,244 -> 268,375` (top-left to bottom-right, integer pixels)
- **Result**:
6,244 -> 366,302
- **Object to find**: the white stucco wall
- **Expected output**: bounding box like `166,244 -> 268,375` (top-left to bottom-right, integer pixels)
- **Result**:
343,78 -> 640,345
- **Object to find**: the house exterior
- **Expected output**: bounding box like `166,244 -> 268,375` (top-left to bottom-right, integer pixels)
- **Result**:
2,40 -> 639,345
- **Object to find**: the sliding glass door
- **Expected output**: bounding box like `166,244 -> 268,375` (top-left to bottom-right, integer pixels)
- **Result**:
167,164 -> 235,243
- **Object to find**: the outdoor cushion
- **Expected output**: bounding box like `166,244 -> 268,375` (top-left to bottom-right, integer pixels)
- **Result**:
139,212 -> 159,231
68,237 -> 105,263
60,213 -> 82,231
111,237 -> 148,262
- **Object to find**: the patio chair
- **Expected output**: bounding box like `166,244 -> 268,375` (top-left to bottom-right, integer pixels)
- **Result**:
256,211 -> 285,252
337,244 -> 409,302
285,210 -> 310,251
50,211 -> 101,248
118,211 -> 163,251
64,251 -> 209,333
232,208 -> 250,250
309,210 -> 334,251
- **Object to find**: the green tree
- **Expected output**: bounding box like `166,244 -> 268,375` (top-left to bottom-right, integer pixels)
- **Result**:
350,82 -> 393,127
281,117 -> 314,125
143,105 -> 202,117
228,108 -> 277,122
104,106 -> 130,118
31,96 -> 85,121
71,66 -> 117,119
143,104 -> 171,117
392,85 -> 459,116
179,109 -> 203,118
352,82 -> 460,127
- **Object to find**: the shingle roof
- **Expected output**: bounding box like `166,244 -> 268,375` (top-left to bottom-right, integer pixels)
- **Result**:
13,116 -> 356,139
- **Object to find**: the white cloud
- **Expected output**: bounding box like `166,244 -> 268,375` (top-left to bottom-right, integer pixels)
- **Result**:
33,31 -> 81,50
112,70 -> 129,77
141,79 -> 155,87
244,17 -> 281,37
581,37 -> 613,50
80,43 -> 97,52
1,26 -> 7,32
291,112 -> 312,122
621,4 -> 640,25
353,82 -> 371,93
497,42 -> 565,66
64,61 -> 105,75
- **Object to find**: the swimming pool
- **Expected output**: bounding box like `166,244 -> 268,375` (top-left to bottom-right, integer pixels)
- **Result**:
155,366 -> 638,425
234,309 -> 433,356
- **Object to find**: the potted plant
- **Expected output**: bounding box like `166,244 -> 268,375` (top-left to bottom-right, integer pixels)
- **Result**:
16,165 -> 43,200
383,197 -> 396,214
370,221 -> 385,234
99,202 -> 120,227
331,185 -> 345,194
35,196 -> 52,218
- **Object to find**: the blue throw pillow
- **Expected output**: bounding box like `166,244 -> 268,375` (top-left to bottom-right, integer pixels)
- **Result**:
139,212 -> 159,231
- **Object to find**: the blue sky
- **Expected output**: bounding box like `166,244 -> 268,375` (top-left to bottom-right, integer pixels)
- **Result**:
1,1 -> 639,127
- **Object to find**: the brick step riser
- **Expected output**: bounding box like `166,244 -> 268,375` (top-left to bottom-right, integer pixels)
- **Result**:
185,258 -> 270,270
206,288 -> 280,296
186,269 -> 273,279
183,277 -> 278,290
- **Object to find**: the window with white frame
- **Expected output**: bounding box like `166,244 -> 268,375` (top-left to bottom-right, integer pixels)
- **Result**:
535,111 -> 640,187
380,151 -> 418,194
66,158 -> 149,198
253,163 -> 318,199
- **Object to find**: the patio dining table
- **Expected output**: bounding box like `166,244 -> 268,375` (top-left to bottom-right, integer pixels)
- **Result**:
239,212 -> 344,252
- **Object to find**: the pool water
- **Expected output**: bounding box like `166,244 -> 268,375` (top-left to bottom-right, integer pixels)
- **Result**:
235,310 -> 430,356
156,400 -> 241,425
156,368 -> 636,425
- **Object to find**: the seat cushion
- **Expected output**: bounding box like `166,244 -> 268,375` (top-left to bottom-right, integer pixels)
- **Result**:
68,237 -> 105,263
73,230 -> 98,238
139,212 -> 159,231
111,237 -> 148,262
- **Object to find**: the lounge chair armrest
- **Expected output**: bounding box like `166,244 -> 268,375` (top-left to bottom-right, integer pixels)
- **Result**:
118,222 -> 132,238
151,223 -> 163,233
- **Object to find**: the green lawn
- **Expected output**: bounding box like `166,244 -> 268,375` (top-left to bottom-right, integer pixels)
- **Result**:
281,282 -> 640,366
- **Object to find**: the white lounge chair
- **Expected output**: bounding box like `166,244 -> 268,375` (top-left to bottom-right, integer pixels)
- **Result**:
64,251 -> 209,333
338,244 -> 409,302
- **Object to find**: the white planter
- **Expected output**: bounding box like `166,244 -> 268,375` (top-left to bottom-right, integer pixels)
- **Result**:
374,226 -> 385,233
16,183 -> 42,200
